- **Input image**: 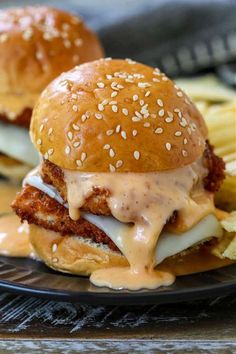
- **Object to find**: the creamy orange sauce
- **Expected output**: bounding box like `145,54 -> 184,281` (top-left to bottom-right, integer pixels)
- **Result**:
0,214 -> 35,258
0,93 -> 38,120
64,159 -> 215,290
0,181 -> 19,214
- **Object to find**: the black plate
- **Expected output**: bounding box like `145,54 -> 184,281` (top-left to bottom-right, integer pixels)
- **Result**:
0,255 -> 236,305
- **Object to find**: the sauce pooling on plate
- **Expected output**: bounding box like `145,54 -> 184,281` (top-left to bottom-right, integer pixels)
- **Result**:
0,214 -> 35,258
64,159 -> 215,290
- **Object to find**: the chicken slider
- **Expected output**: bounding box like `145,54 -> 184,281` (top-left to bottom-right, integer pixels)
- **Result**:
12,58 -> 229,290
0,6 -> 103,180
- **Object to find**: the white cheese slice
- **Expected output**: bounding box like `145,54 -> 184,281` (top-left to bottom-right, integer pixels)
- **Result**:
24,174 -> 223,264
0,122 -> 39,166
83,213 -> 222,265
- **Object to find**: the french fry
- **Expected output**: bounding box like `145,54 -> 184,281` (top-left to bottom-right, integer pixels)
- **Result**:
177,75 -> 236,211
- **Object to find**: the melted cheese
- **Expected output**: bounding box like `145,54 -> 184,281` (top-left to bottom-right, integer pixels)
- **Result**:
24,162 -> 218,290
0,93 -> 38,120
0,122 -> 39,166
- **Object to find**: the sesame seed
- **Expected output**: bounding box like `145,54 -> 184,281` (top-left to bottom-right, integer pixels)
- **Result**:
48,148 -> 54,156
116,125 -> 121,133
72,124 -> 80,131
175,131 -> 182,137
157,99 -> 163,107
134,151 -> 140,160
52,257 -> 58,263
180,118 -> 187,127
174,108 -> 180,113
73,142 -> 80,148
145,91 -> 151,97
71,93 -> 77,99
102,99 -> 109,106
106,129 -> 114,136
95,113 -> 103,120
74,38 -> 83,47
48,128 -> 53,136
76,160 -> 82,167
182,149 -> 188,157
139,100 -> 145,106
103,144 -> 110,150
133,94 -> 139,101
162,76 -> 168,81
135,111 -> 142,118
39,124 -> 44,132
37,139 -> 42,145
109,148 -> 115,157
81,152 -> 87,161
132,116 -> 141,122
122,108 -> 128,116
121,131 -> 127,140
144,122 -> 150,127
158,109 -> 165,117
155,127 -> 163,134
106,74 -> 113,80
116,160 -> 123,168
97,82 -> 105,88
65,146 -> 71,155
109,164 -> 116,172
138,82 -> 151,88
165,117 -> 173,123
185,98 -> 190,105
111,91 -> 118,98
112,105 -> 118,113
44,152 -> 49,160
184,138 -> 188,145
81,114 -> 88,122
98,104 -> 104,111
177,91 -> 183,97
22,28 -> 33,41
0,33 -> 8,42
165,143 -> 172,151
52,244 -> 57,253
72,105 -> 78,112
132,130 -> 138,136
187,127 -> 192,135
67,131 -> 73,140
64,39 -> 71,48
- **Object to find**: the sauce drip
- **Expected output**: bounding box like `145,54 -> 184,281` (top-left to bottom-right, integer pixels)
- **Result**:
0,214 -> 35,258
64,159 -> 215,290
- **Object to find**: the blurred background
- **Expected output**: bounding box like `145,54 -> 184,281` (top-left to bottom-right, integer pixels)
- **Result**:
0,0 -> 236,80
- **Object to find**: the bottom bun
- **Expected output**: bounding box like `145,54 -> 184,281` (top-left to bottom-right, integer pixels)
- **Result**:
29,224 -> 234,277
0,154 -> 31,181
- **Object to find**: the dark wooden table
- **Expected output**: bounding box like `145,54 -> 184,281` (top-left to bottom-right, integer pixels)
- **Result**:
0,292 -> 236,353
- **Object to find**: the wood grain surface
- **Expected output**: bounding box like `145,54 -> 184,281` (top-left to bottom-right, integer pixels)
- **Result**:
0,293 -> 236,352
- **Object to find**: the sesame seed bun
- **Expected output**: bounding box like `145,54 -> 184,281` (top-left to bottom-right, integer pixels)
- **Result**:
31,59 -> 208,172
30,224 -> 233,277
0,6 -> 104,121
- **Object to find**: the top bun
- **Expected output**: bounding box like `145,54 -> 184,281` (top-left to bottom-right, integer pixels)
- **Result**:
31,58 -> 208,172
0,6 -> 104,96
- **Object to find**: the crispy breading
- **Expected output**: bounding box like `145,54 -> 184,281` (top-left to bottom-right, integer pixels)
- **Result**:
41,159 -> 111,215
0,108 -> 32,128
11,185 -> 118,251
203,140 -> 225,193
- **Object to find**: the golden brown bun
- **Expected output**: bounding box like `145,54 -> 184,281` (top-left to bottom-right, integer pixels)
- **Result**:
30,224 -> 233,277
0,154 -> 31,181
31,59 -> 208,172
0,6 -> 104,112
